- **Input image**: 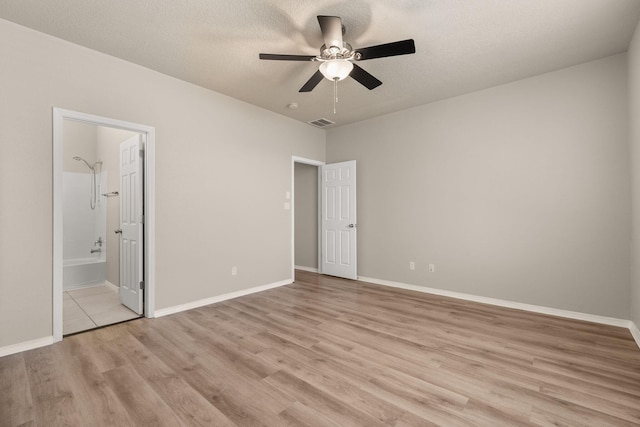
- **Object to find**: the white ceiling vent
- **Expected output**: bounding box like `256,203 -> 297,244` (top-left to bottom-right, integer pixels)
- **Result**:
308,118 -> 335,128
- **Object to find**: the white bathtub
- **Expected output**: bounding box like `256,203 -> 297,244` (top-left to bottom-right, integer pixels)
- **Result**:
63,257 -> 107,290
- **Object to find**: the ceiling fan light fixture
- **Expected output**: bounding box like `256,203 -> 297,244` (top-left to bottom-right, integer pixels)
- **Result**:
259,15 -> 416,94
319,59 -> 354,81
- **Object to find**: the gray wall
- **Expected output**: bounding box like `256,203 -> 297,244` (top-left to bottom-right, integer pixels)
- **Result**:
294,163 -> 318,270
327,54 -> 630,319
1,16 -> 637,350
630,20 -> 640,328
0,19 -> 325,348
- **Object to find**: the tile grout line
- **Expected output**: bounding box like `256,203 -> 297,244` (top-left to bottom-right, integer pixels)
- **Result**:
68,284 -> 140,327
65,290 -> 99,329
63,284 -> 141,335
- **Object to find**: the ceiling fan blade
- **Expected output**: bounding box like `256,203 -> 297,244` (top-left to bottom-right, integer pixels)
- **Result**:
317,15 -> 343,49
259,53 -> 316,61
356,39 -> 416,60
299,70 -> 324,92
350,64 -> 382,90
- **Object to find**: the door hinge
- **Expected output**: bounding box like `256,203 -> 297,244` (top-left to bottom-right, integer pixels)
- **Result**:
140,281 -> 145,290
140,214 -> 145,224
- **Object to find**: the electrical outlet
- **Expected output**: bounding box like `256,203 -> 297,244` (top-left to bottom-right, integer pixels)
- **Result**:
409,261 -> 415,270
231,266 -> 237,276
429,264 -> 435,273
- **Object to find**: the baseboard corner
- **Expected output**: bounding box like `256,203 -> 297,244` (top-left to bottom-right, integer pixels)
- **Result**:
629,321 -> 640,350
154,278 -> 293,318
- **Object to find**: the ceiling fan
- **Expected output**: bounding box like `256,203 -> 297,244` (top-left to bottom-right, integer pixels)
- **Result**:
259,15 -> 416,93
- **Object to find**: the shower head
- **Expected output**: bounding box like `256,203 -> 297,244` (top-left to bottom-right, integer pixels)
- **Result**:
72,156 -> 94,170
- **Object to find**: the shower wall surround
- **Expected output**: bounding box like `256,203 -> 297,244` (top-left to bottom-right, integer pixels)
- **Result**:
62,121 -> 107,289
62,170 -> 108,289
62,171 -> 107,261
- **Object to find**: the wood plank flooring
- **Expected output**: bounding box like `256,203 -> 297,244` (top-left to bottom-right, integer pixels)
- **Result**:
2,270 -> 640,426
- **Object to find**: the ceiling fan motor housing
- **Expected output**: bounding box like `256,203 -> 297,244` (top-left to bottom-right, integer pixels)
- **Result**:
319,43 -> 358,61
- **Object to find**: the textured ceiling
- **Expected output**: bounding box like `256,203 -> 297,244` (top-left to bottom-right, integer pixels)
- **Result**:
2,1 -> 640,127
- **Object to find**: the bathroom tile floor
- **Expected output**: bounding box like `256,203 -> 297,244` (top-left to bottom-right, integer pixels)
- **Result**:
63,283 -> 140,335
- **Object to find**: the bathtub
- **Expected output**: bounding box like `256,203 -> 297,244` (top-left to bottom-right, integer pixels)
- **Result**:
63,257 -> 107,290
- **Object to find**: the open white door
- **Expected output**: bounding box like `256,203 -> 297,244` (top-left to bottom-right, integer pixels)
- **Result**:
320,160 -> 357,279
119,135 -> 144,314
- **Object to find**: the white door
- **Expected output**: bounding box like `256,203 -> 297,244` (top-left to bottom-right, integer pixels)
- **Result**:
320,160 -> 357,279
119,135 -> 144,314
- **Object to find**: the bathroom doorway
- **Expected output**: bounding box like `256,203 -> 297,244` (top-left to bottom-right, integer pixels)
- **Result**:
61,121 -> 140,334
52,109 -> 156,341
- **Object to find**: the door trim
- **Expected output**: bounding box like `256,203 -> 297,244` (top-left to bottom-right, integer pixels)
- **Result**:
291,156 -> 325,280
52,108 -> 156,342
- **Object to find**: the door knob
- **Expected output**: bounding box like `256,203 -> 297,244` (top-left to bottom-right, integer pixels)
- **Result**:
114,229 -> 122,234
348,224 -> 356,228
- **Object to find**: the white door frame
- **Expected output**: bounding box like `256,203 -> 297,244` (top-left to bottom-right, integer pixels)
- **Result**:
52,108 -> 156,342
291,156 -> 325,280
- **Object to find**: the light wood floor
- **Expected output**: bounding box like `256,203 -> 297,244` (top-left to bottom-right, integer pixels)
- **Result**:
2,270 -> 640,426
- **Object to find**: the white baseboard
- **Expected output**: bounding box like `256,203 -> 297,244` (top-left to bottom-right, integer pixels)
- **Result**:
295,265 -> 319,273
153,279 -> 293,318
4,278 -> 638,357
358,275 -> 632,329
63,281 -> 105,291
630,321 -> 640,350
0,336 -> 54,358
105,280 -> 118,292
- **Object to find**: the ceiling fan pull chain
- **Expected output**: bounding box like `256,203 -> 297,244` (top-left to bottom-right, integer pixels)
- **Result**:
333,78 -> 338,114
